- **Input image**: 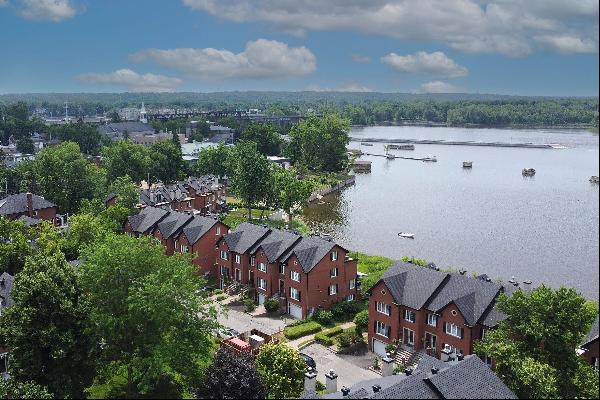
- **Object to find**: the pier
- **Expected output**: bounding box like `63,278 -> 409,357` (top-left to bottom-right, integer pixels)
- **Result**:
364,153 -> 437,162
352,137 -> 566,149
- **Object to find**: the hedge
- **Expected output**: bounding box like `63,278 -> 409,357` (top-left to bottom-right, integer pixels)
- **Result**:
284,321 -> 323,340
314,326 -> 344,346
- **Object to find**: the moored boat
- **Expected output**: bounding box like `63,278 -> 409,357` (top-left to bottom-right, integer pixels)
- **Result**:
388,143 -> 415,150
522,168 -> 536,176
360,142 -> 374,146
590,176 -> 599,183
398,232 -> 415,239
463,161 -> 473,168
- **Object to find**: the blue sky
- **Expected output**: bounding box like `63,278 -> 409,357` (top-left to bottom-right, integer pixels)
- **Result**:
0,0 -> 598,95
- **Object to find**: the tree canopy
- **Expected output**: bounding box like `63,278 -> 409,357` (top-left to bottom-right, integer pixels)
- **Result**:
241,123 -> 283,156
101,140 -> 150,183
255,344 -> 307,399
194,144 -> 232,178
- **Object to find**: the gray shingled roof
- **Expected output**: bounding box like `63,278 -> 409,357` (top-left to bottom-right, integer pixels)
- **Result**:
127,206 -> 169,234
17,215 -> 43,227
426,274 -> 502,326
0,272 -> 15,310
140,183 -> 190,207
280,235 -> 336,273
582,315 -> 599,348
249,229 -> 302,263
425,355 -> 517,399
0,193 -> 55,215
372,262 -> 448,310
156,211 -> 193,239
97,121 -> 154,136
223,222 -> 271,254
180,215 -> 219,245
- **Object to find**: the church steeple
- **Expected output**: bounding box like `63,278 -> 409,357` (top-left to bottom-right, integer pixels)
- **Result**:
140,102 -> 147,123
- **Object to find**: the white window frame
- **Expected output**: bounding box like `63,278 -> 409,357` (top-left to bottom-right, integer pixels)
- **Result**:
216,226 -> 221,235
234,254 -> 241,264
290,287 -> 300,301
250,256 -> 256,266
331,250 -> 338,261
375,321 -> 389,338
349,279 -> 356,289
258,262 -> 267,272
181,245 -> 189,253
290,270 -> 301,282
403,309 -> 416,323
258,278 -> 267,290
346,294 -> 355,301
446,323 -> 462,338
329,284 -> 337,296
376,302 -> 391,316
427,313 -> 438,327
220,250 -> 228,260
330,268 -> 338,278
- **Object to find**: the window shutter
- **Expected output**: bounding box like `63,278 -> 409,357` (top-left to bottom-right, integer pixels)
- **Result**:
328,286 -> 331,295
374,321 -> 377,333
387,305 -> 391,315
444,322 -> 447,333
386,326 -> 391,338
460,327 -> 464,339
298,291 -> 301,301
335,284 -> 338,293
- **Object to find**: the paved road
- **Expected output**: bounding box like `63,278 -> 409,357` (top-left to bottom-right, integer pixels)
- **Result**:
217,303 -> 287,335
300,343 -> 379,390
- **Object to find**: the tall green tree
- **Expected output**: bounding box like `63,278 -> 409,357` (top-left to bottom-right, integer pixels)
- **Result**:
475,286 -> 599,399
241,123 -> 283,156
0,379 -> 53,399
33,142 -> 105,214
194,144 -> 232,178
0,218 -> 33,275
48,122 -> 104,155
148,141 -> 184,183
107,175 -> 139,212
255,344 -> 306,399
102,139 -> 149,183
0,251 -> 96,398
286,114 -> 350,172
196,347 -> 266,399
79,234 -> 220,398
229,141 -> 273,220
273,167 -> 314,228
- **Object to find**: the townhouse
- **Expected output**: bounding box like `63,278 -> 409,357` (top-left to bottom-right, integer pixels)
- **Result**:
124,206 -> 228,276
138,175 -> 226,215
580,315 -> 599,369
368,262 -> 517,360
216,223 -> 358,319
0,192 -> 57,225
0,272 -> 14,378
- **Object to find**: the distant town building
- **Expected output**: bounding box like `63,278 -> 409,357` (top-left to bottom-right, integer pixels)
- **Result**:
580,315 -> 599,369
0,192 -> 57,224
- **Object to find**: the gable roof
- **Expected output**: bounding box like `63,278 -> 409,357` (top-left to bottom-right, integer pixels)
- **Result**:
373,262 -> 448,310
181,215 -> 220,245
279,235 -> 338,273
0,272 -> 15,310
424,355 -> 517,399
97,121 -> 154,137
156,211 -> 193,239
0,193 -> 56,216
223,222 -> 271,254
250,229 -> 302,263
582,315 -> 599,348
127,206 -> 169,234
426,273 -> 502,326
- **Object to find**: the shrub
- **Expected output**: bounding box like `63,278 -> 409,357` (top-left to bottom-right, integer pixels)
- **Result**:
372,358 -> 380,370
354,310 -> 369,331
216,294 -> 227,301
284,321 -> 322,340
385,344 -> 397,354
394,364 -> 406,375
314,326 -> 343,346
213,289 -> 223,295
315,380 -> 326,394
244,299 -> 257,312
312,309 -> 334,325
329,301 -> 365,321
264,298 -> 280,313
336,330 -> 364,348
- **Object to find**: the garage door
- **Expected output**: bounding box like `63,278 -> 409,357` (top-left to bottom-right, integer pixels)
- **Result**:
373,339 -> 387,357
288,303 -> 303,319
258,293 -> 266,305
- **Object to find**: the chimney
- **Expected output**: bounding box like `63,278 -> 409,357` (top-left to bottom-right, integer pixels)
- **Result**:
457,353 -> 464,361
26,192 -> 33,217
304,368 -> 317,393
325,369 -> 338,394
341,387 -> 351,397
372,385 -> 382,393
431,367 -> 439,375
382,355 -> 394,377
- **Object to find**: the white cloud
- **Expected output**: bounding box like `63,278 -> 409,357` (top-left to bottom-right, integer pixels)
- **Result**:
76,69 -> 182,92
534,34 -> 598,54
0,0 -> 8,7
130,39 -> 316,80
305,82 -> 373,92
381,51 -> 468,78
420,80 -> 465,93
181,0 -> 599,56
20,0 -> 78,22
351,54 -> 371,63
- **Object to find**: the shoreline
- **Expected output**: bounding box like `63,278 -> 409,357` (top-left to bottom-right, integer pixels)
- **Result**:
350,123 -> 594,130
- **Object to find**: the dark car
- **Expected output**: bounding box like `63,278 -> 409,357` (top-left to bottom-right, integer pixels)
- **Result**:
300,352 -> 317,370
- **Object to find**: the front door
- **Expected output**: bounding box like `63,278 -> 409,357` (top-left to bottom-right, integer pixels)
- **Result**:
403,328 -> 415,347
279,280 -> 285,295
425,332 -> 437,351
235,268 -> 241,282
249,271 -> 254,287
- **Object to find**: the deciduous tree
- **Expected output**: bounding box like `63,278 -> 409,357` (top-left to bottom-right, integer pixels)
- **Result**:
255,344 -> 306,399
102,140 -> 149,183
241,123 -> 283,156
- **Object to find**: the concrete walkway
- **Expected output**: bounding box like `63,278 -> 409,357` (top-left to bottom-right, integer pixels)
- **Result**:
287,322 -> 356,349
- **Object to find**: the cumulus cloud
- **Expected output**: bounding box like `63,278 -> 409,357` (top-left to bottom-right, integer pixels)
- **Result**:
0,0 -> 8,7
420,80 -> 465,93
181,0 -> 598,56
76,69 -> 182,92
20,0 -> 78,22
381,51 -> 468,78
130,39 -> 316,80
351,54 -> 371,63
534,34 -> 598,54
305,82 -> 373,92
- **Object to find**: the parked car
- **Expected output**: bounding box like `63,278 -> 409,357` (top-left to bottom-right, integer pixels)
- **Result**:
217,327 -> 240,340
300,352 -> 317,370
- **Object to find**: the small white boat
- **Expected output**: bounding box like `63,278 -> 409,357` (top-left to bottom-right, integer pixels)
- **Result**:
398,232 -> 415,239
463,161 -> 472,168
386,154 -> 395,160
522,168 -> 536,176
590,176 -> 599,183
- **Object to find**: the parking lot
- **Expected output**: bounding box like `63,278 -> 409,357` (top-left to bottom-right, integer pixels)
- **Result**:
216,302 -> 287,335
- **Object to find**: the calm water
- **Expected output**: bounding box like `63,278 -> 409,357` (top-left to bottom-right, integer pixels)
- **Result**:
303,126 -> 600,299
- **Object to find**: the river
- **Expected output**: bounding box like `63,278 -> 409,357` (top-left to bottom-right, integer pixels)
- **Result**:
303,126 -> 600,300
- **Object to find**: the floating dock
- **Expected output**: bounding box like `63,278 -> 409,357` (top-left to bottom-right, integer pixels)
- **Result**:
352,137 -> 566,149
365,153 -> 437,162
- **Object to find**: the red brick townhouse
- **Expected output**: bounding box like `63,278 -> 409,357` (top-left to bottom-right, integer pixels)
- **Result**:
216,222 -> 358,319
124,206 -> 228,276
368,262 -> 517,360
0,192 -> 57,225
0,272 -> 14,378
580,316 -> 599,369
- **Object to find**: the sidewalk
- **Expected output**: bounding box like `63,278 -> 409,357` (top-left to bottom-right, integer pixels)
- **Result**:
287,321 -> 356,349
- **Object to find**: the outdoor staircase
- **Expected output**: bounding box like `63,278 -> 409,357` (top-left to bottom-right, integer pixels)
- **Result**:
394,347 -> 423,368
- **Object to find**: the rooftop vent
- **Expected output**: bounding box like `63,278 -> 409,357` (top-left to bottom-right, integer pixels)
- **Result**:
372,385 -> 382,393
405,368 -> 413,376
431,367 -> 439,375
341,387 -> 351,397
459,269 -> 466,275
457,353 -> 464,361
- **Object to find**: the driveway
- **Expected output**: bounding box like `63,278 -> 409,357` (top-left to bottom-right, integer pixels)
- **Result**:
299,343 -> 379,390
217,302 -> 287,335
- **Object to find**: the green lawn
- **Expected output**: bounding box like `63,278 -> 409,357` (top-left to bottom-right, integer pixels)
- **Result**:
221,207 -> 311,234
348,251 -> 395,296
